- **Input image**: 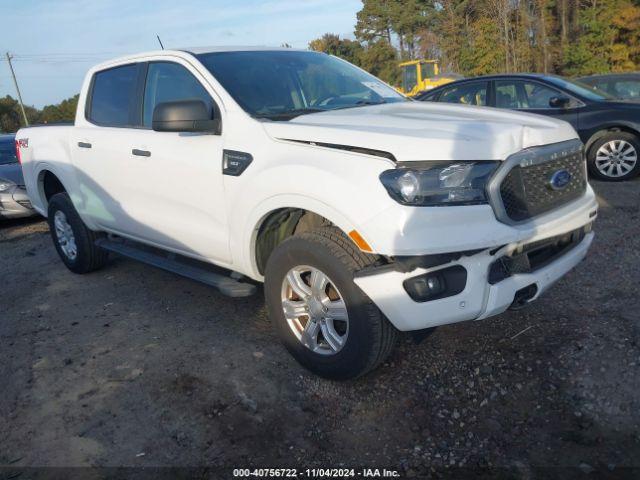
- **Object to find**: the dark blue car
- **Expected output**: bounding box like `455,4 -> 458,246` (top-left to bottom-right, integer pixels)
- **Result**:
418,74 -> 640,181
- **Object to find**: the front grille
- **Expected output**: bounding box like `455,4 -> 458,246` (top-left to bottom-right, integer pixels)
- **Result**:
499,148 -> 586,222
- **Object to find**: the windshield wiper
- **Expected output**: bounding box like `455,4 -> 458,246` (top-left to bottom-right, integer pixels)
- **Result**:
332,100 -> 388,111
254,108 -> 326,121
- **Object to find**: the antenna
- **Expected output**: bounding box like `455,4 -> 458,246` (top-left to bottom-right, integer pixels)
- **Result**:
156,35 -> 165,50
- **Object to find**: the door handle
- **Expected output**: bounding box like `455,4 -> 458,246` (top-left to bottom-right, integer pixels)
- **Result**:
132,149 -> 151,157
78,142 -> 92,149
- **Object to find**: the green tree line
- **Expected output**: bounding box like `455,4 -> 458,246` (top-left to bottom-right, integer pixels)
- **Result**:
310,0 -> 640,84
4,0 -> 639,130
0,94 -> 78,134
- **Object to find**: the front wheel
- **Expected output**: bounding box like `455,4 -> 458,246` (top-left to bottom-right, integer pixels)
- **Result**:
587,132 -> 640,181
264,227 -> 397,380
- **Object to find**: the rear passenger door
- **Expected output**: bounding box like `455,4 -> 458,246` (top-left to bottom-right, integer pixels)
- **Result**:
72,63 -> 146,234
494,79 -> 579,130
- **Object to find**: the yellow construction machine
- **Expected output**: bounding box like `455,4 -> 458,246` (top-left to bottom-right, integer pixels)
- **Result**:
397,59 -> 459,97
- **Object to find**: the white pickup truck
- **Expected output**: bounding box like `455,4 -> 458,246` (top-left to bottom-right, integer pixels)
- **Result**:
17,47 -> 597,379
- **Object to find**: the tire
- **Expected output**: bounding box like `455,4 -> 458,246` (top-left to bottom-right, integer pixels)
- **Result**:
587,131 -> 640,181
47,192 -> 108,274
264,226 -> 397,380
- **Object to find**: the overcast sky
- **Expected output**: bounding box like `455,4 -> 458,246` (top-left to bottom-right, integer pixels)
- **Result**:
0,0 -> 360,108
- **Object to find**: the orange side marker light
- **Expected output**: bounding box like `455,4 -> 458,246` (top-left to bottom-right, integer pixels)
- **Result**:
349,230 -> 373,253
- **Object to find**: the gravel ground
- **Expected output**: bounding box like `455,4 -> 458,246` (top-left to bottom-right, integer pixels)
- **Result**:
1,180 -> 639,478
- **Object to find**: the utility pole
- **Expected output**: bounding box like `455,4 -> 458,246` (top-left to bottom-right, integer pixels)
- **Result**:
5,52 -> 29,127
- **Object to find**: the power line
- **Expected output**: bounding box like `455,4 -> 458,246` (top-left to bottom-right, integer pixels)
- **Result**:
0,74 -> 80,78
2,51 -> 125,57
0,51 -> 130,65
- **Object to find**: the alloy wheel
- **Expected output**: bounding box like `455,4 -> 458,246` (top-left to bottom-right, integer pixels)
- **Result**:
53,210 -> 78,260
280,265 -> 349,355
595,140 -> 638,178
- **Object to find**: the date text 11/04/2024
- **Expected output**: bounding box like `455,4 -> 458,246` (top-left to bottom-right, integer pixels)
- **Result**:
232,468 -> 400,478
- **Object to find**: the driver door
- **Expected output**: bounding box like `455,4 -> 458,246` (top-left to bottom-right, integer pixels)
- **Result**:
117,60 -> 230,263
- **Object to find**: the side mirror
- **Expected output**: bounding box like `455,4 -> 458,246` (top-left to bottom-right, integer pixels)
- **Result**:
549,96 -> 571,109
152,100 -> 220,134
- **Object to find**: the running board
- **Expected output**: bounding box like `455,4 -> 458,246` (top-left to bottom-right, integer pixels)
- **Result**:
95,238 -> 257,297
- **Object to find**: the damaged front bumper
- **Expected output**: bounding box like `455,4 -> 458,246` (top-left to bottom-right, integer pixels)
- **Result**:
355,228 -> 594,331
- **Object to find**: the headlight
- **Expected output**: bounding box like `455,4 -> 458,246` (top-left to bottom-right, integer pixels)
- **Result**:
379,161 -> 499,206
0,178 -> 15,193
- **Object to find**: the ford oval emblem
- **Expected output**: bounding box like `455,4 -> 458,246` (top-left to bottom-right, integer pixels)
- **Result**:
549,169 -> 572,190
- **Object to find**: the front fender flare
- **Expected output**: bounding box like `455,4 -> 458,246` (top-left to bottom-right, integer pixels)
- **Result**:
241,194 -> 362,281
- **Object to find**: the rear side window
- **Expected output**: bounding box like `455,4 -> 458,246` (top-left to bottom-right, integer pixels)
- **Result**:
143,62 -> 214,128
418,91 -> 438,101
439,82 -> 488,106
495,81 -> 526,109
88,64 -> 138,126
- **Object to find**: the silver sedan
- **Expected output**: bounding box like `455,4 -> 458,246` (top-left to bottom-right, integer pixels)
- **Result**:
0,134 -> 36,219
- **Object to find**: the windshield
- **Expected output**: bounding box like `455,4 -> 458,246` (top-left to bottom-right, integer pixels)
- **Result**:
197,50 -> 407,120
0,138 -> 18,165
546,76 -> 616,101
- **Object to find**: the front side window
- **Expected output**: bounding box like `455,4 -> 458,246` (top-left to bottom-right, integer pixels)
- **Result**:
496,80 -> 569,109
523,82 -> 564,109
439,82 -> 488,106
546,76 -> 614,101
89,64 -> 138,126
197,50 -> 406,120
143,62 -> 215,128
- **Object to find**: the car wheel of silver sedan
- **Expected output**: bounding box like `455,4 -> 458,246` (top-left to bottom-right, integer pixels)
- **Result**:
594,140 -> 637,178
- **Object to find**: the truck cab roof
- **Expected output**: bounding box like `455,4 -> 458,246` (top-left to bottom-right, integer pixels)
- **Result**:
94,46 -> 309,70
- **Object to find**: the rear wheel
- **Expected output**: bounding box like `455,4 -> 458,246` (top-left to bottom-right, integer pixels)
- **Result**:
264,227 -> 397,380
587,132 -> 640,181
47,193 -> 108,273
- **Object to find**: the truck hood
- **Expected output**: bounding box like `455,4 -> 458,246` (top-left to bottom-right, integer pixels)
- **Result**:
262,102 -> 578,162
